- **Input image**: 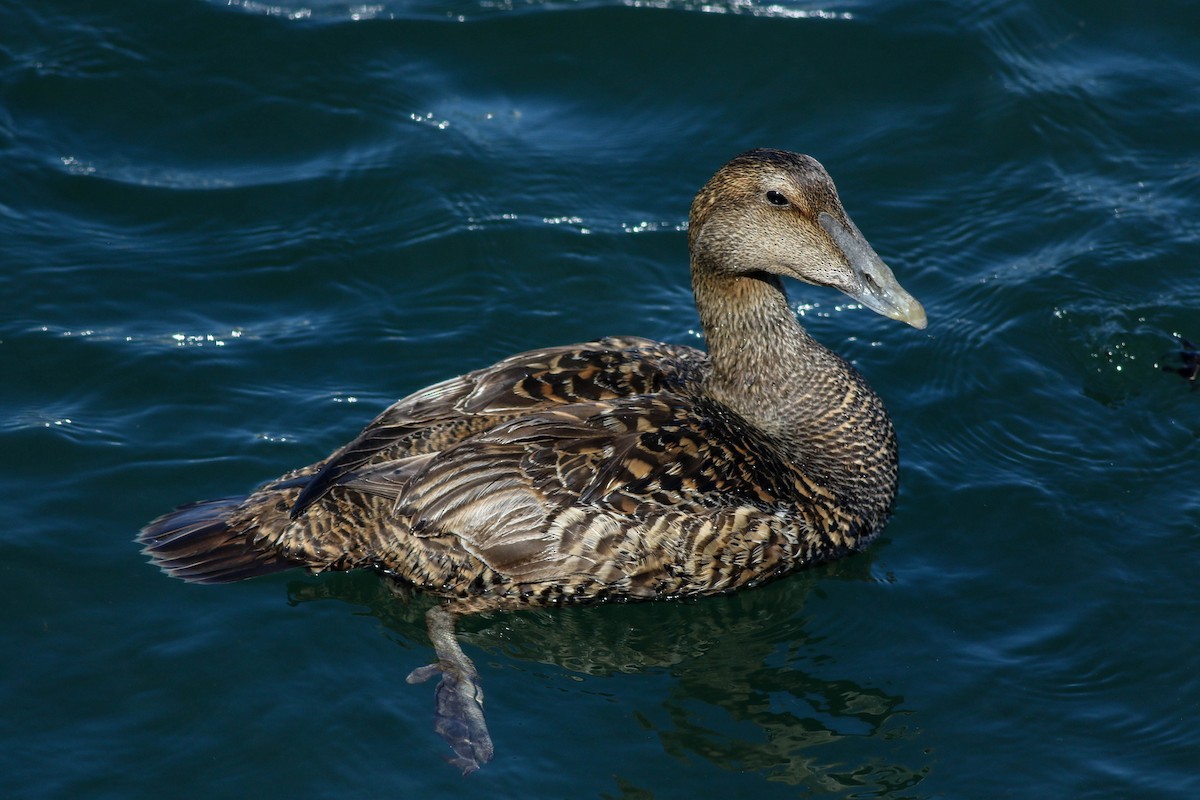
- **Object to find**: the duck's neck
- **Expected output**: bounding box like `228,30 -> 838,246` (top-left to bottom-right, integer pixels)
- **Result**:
692,265 -> 898,504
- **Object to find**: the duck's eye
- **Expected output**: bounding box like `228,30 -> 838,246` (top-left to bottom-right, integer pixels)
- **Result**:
765,190 -> 789,207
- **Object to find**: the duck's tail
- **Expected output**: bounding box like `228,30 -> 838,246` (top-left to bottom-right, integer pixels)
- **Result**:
138,497 -> 296,584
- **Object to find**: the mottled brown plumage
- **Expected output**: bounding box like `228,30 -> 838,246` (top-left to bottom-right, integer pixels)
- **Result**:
138,149 -> 926,771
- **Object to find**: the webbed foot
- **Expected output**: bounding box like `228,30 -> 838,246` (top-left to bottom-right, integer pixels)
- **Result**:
407,605 -> 494,774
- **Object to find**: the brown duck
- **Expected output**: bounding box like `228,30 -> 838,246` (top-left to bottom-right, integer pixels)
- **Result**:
139,148 -> 926,772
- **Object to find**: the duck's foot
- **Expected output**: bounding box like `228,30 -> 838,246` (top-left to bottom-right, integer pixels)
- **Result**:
406,605 -> 495,774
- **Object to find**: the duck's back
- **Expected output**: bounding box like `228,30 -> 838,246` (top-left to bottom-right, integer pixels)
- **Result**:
290,335 -> 712,514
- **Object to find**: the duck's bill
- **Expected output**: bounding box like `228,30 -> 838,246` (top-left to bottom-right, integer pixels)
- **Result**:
818,211 -> 928,330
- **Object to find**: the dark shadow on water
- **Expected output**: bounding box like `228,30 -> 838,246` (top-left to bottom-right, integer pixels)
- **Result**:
287,565 -> 930,797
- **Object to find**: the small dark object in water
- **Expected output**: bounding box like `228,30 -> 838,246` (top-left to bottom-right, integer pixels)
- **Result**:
1162,336 -> 1200,389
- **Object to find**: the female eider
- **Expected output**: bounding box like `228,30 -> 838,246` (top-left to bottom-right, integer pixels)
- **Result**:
139,149 -> 926,771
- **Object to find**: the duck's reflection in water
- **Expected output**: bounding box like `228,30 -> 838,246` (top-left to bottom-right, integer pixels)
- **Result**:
287,567 -> 930,793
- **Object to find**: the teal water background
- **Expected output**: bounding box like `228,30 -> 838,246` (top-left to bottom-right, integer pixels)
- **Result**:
3,1 -> 1199,797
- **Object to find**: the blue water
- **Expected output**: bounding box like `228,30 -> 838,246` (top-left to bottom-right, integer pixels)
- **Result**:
3,1 -> 1199,797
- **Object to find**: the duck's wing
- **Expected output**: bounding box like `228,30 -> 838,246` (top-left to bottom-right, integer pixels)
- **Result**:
289,336 -> 707,518
330,393 -> 805,597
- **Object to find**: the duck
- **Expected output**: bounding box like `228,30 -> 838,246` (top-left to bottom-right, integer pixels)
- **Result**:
139,148 -> 926,772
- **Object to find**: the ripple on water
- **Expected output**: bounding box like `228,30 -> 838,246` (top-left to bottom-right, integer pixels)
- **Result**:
4,0 -> 1200,796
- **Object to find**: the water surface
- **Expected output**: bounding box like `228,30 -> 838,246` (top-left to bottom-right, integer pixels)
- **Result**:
3,1 -> 1199,797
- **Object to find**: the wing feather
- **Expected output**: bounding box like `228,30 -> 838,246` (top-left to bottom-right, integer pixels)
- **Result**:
290,337 -> 706,518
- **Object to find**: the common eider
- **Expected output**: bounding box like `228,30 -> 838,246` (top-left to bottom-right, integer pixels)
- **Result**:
139,149 -> 926,772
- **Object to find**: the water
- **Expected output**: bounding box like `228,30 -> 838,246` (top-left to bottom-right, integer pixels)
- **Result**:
3,0 -> 1198,796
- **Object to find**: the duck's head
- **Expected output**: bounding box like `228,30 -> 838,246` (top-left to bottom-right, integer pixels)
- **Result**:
688,149 -> 926,330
